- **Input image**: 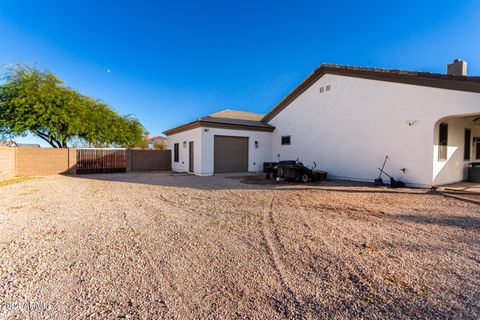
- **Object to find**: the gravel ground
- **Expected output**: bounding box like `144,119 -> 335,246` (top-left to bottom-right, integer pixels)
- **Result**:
0,173 -> 479,319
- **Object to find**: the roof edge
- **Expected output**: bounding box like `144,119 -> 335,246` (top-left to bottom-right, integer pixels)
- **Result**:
163,119 -> 274,136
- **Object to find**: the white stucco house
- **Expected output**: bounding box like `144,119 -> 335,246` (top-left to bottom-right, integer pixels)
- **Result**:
164,60 -> 480,187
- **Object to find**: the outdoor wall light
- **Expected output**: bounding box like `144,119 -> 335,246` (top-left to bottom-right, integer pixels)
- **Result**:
183,141 -> 187,148
255,141 -> 259,148
204,128 -> 209,132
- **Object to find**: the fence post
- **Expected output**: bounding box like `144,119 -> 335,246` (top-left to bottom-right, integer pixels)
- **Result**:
126,149 -> 132,173
67,148 -> 77,175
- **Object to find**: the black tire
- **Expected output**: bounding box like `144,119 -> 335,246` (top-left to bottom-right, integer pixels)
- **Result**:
300,174 -> 309,183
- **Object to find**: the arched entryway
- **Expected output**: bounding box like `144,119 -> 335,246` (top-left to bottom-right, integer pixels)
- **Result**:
433,113 -> 480,186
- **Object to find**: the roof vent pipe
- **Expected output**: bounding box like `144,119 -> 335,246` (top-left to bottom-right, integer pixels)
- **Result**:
447,59 -> 467,76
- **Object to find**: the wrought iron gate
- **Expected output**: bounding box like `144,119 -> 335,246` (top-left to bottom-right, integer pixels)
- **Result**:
76,148 -> 127,175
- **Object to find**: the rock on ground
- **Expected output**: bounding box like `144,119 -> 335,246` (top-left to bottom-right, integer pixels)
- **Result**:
0,173 -> 479,319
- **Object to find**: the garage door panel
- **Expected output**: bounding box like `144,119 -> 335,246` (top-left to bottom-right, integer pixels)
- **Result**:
214,136 -> 248,173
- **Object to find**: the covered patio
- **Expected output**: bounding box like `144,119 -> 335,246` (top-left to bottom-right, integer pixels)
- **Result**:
435,181 -> 480,204
433,113 -> 480,186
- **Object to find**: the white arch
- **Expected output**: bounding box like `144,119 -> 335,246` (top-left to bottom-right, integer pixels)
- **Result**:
432,112 -> 480,186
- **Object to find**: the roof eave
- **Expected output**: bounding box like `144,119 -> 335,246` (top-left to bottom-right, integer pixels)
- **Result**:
163,120 -> 274,136
163,119 -> 200,136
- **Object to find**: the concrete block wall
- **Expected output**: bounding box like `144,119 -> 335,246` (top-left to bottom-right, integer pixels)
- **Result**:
0,147 -> 16,179
128,150 -> 171,172
15,148 -> 76,176
0,147 -> 169,179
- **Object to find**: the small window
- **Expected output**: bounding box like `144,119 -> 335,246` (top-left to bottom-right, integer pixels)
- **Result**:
326,85 -> 331,91
464,129 -> 471,161
281,136 -> 291,145
174,143 -> 179,162
319,87 -> 325,93
439,123 -> 448,160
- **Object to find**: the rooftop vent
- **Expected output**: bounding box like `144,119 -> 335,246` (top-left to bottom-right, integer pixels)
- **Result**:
447,59 -> 467,76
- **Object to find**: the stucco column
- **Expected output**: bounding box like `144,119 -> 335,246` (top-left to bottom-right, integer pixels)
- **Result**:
67,148 -> 77,175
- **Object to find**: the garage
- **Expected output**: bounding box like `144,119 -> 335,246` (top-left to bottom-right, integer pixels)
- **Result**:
214,135 -> 249,173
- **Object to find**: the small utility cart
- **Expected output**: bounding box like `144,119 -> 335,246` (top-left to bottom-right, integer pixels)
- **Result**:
263,160 -> 327,183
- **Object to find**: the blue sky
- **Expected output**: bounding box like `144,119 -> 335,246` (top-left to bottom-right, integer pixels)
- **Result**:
1,0 -> 480,146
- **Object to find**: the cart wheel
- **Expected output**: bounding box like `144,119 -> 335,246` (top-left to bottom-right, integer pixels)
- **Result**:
300,174 -> 309,183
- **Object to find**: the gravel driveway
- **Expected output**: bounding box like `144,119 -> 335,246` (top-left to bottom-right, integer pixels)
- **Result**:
0,173 -> 479,319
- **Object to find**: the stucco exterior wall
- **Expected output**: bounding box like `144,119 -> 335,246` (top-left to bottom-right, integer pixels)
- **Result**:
201,128 -> 272,175
167,127 -> 272,176
167,127 -> 203,174
268,74 -> 480,187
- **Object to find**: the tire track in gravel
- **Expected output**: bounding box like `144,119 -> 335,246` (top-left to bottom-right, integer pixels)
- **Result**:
114,198 -> 174,317
122,190 -> 236,318
261,192 -> 305,319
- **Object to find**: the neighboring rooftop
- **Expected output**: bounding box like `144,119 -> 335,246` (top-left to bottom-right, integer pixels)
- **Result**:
1,141 -> 43,148
17,143 -> 41,148
146,135 -> 167,141
144,132 -> 167,144
0,141 -> 16,147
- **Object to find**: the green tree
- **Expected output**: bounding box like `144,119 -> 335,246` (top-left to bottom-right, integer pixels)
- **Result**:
0,65 -> 144,148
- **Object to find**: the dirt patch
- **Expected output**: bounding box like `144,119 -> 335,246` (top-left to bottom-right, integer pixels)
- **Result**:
0,173 -> 478,319
0,176 -> 39,188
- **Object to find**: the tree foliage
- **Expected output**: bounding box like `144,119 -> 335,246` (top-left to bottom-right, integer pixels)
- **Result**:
0,65 -> 144,148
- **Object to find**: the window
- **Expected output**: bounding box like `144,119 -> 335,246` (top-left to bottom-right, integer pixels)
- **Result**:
174,143 -> 179,162
439,123 -> 448,160
476,139 -> 480,160
464,129 -> 471,161
281,136 -> 291,145
320,85 -> 331,93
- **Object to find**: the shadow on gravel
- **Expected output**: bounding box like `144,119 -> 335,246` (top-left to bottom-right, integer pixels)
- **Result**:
66,172 -> 264,190
238,175 -> 430,195
395,214 -> 480,231
66,172 -> 433,196
269,187 -> 428,195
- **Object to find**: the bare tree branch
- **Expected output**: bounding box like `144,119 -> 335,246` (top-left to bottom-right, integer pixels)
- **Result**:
33,131 -> 58,148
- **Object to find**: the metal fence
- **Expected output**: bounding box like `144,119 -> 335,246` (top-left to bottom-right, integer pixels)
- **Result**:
76,148 -> 127,175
